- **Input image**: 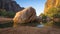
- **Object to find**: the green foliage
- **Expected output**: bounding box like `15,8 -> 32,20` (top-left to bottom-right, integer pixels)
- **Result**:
6,11 -> 15,18
53,22 -> 60,27
0,9 -> 15,18
0,10 -> 7,16
45,6 -> 60,27
46,7 -> 60,18
46,7 -> 57,18
40,13 -> 47,23
53,14 -> 60,18
40,13 -> 47,19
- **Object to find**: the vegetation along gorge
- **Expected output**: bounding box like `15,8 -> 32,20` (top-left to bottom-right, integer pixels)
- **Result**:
0,0 -> 60,34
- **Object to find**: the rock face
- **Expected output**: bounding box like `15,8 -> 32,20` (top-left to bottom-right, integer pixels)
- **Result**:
13,7 -> 36,27
44,0 -> 60,15
35,16 -> 42,23
0,0 -> 24,12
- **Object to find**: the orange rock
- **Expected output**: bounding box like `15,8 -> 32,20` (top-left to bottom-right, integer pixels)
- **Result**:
44,0 -> 60,15
13,7 -> 36,27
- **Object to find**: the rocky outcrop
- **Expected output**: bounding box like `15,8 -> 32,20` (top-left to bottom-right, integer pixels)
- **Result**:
13,7 -> 36,27
0,0 -> 24,12
44,0 -> 60,15
35,16 -> 42,23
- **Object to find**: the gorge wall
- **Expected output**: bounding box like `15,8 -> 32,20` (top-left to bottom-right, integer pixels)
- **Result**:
44,0 -> 60,15
0,0 -> 24,12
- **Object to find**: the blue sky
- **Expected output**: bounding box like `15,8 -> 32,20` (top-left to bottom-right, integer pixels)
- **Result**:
15,0 -> 46,16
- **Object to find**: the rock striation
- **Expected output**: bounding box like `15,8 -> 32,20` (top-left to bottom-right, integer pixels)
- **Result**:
0,0 -> 24,12
13,7 -> 36,27
44,0 -> 60,15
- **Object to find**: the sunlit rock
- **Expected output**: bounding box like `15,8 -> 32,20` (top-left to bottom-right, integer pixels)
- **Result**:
13,7 -> 36,27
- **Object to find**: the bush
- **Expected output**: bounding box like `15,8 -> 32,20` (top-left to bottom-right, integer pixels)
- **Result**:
40,13 -> 47,23
46,7 -> 57,18
45,21 -> 60,27
0,9 -> 7,16
53,14 -> 60,18
0,9 -> 15,18
53,22 -> 60,27
6,11 -> 15,18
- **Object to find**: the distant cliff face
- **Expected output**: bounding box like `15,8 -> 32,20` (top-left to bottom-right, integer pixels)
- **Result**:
0,0 -> 24,12
44,0 -> 60,15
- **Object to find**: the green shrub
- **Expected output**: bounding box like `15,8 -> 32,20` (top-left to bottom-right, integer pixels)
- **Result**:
53,14 -> 60,18
0,10 -> 7,16
53,22 -> 60,27
6,11 -> 15,18
40,13 -> 47,24
45,21 -> 60,27
0,9 -> 15,18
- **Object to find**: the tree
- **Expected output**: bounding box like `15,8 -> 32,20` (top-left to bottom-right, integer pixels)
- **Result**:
40,13 -> 47,23
40,13 -> 47,19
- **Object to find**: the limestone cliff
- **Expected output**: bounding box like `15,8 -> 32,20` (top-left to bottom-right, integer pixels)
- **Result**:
44,0 -> 60,15
0,0 -> 24,12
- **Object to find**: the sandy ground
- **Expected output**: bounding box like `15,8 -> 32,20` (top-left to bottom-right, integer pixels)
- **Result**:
0,26 -> 60,34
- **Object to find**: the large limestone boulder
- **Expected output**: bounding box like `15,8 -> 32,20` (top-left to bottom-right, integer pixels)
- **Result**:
13,7 -> 36,27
